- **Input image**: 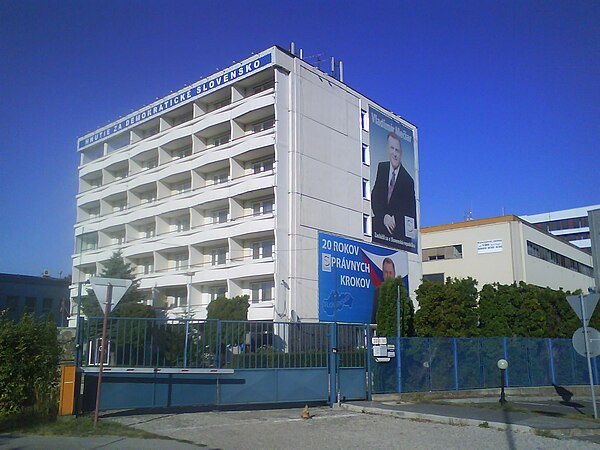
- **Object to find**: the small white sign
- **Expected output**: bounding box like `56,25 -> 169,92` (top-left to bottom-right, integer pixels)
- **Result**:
373,345 -> 388,357
477,239 -> 503,254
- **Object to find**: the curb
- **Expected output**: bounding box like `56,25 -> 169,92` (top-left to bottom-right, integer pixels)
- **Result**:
340,403 -> 593,437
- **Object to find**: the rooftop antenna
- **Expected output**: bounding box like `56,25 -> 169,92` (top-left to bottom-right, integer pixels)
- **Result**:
290,42 -> 296,55
339,60 -> 344,82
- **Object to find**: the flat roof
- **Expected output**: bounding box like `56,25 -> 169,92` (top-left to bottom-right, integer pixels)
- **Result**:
421,215 -> 519,233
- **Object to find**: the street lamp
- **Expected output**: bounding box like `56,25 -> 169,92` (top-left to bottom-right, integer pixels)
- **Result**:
497,358 -> 509,405
183,271 -> 195,369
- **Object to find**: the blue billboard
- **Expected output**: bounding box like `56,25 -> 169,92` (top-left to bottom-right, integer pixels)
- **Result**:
318,232 -> 408,324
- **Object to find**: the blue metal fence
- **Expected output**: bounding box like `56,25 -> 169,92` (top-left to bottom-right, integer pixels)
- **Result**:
80,318 -> 351,369
77,318 -> 370,410
372,336 -> 598,394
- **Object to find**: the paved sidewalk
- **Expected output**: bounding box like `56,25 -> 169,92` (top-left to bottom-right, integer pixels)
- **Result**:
0,434 -> 202,449
342,399 -> 600,441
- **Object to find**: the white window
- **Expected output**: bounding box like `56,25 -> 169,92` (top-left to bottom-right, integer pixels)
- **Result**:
137,258 -> 154,275
212,209 -> 228,224
363,214 -> 372,237
211,171 -> 228,185
362,179 -> 371,200
140,224 -> 155,238
212,133 -> 230,147
252,198 -> 274,216
251,80 -> 274,94
252,159 -> 274,174
80,233 -> 98,251
142,158 -> 158,170
171,216 -> 190,232
141,126 -> 159,139
213,98 -> 231,110
362,144 -> 370,166
167,288 -> 187,308
113,168 -> 128,180
210,286 -> 227,301
111,231 -> 125,245
172,112 -> 192,126
250,281 -> 274,303
171,253 -> 188,270
88,206 -> 100,218
250,117 -> 275,133
361,110 -> 369,131
211,247 -> 227,266
170,180 -> 191,194
89,177 -> 102,188
112,199 -> 127,212
252,239 -> 273,259
140,190 -> 156,204
172,146 -> 192,159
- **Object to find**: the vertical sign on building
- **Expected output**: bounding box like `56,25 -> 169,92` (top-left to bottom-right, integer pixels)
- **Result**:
369,107 -> 418,254
318,232 -> 408,324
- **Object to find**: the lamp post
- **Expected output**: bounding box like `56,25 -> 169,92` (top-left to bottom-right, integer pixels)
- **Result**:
183,271 -> 195,369
497,359 -> 509,405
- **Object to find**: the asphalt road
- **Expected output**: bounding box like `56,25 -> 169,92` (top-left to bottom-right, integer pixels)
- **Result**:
107,406 -> 598,449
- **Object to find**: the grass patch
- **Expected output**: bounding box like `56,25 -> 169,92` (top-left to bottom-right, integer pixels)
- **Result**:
478,421 -> 489,428
534,429 -> 558,439
0,414 -> 172,440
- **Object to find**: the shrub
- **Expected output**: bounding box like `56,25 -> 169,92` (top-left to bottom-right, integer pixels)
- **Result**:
0,314 -> 60,418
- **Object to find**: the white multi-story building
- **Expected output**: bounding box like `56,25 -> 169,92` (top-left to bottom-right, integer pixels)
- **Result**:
521,205 -> 600,252
72,46 -> 421,323
421,215 -> 594,293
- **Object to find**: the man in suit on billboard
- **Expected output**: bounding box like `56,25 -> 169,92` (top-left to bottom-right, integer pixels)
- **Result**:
371,132 -> 417,248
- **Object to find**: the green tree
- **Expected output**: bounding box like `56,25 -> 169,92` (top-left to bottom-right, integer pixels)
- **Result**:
478,282 -> 580,338
375,278 -> 414,337
478,283 -> 515,337
207,295 -> 250,321
80,251 -> 153,318
414,277 -> 479,337
0,314 -> 60,418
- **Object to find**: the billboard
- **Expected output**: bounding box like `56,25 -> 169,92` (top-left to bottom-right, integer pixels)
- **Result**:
318,232 -> 408,324
369,107 -> 418,253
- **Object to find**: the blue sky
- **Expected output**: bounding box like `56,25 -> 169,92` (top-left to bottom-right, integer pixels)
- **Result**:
1,0 -> 598,277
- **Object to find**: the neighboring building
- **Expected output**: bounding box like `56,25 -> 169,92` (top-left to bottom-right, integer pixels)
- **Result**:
72,45 -> 421,324
0,273 -> 70,325
520,204 -> 600,252
421,215 -> 594,293
589,208 -> 600,291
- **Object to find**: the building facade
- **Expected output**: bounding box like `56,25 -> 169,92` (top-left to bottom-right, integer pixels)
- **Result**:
421,215 -> 594,293
72,46 -> 421,323
520,204 -> 600,252
0,273 -> 70,325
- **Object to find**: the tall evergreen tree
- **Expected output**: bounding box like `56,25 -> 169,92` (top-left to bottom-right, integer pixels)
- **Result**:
80,251 -> 152,318
414,277 -> 478,337
375,278 -> 414,337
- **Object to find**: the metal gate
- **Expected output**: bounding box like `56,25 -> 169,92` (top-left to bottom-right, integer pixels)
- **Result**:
75,318 -> 369,411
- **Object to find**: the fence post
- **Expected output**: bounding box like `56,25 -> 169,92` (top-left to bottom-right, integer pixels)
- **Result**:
395,335 -> 401,393
329,322 -> 337,406
502,337 -> 509,387
453,338 -> 459,390
547,338 -> 556,385
428,337 -> 432,392
216,320 -> 222,368
183,319 -> 189,369
366,325 -> 372,400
